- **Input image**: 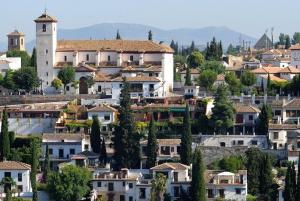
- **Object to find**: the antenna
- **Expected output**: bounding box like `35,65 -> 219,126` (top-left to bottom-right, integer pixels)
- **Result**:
265,29 -> 269,50
44,0 -> 48,14
271,27 -> 274,49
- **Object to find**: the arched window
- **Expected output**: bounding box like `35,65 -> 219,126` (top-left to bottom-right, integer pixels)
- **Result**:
21,39 -> 23,45
43,24 -> 47,32
130,55 -> 134,62
86,54 -> 89,61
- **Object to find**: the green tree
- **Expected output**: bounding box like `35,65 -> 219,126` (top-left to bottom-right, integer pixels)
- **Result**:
285,35 -> 291,49
296,153 -> 300,201
113,78 -> 140,170
191,148 -> 206,201
47,165 -> 91,201
200,61 -> 225,74
148,30 -> 153,41
187,51 -> 205,68
116,30 -> 121,40
292,32 -> 300,44
30,139 -> 38,201
150,173 -> 167,201
90,116 -> 101,154
58,67 -> 75,94
211,85 -> 235,134
256,104 -> 272,136
219,155 -> 244,173
225,72 -> 241,95
99,138 -> 107,165
30,47 -> 37,70
0,74 -> 3,86
13,67 -> 39,92
227,44 -> 239,55
245,148 -> 262,196
43,144 -> 51,182
51,78 -> 62,90
1,109 -> 10,160
291,75 -> 300,96
0,177 -> 16,200
198,70 -> 217,91
146,116 -> 158,168
185,67 -> 192,86
241,70 -> 256,88
259,154 -> 273,200
180,104 -> 192,165
3,70 -> 16,90
205,37 -> 223,61
6,50 -> 31,67
285,163 -> 295,201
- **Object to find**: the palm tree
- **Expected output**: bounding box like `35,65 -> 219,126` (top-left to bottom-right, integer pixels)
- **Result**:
150,173 -> 167,201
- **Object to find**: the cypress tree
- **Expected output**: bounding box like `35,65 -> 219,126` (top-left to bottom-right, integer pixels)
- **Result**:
44,144 -> 51,182
180,104 -> 192,165
259,153 -> 273,200
116,30 -> 121,40
30,138 -> 38,201
291,162 -> 297,199
191,148 -> 206,201
190,41 -> 195,52
146,116 -> 158,168
185,67 -> 192,86
114,78 -> 140,170
100,138 -> 107,165
257,104 -> 272,136
30,47 -> 37,70
90,115 -> 101,154
285,164 -> 295,201
1,109 -> 10,160
296,153 -> 300,201
267,73 -> 271,92
246,148 -> 261,195
148,30 -> 153,41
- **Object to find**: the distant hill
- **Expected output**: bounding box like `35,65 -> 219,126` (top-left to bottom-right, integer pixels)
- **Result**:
0,23 -> 257,52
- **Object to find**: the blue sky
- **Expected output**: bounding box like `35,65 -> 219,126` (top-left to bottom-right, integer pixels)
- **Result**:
1,0 -> 299,42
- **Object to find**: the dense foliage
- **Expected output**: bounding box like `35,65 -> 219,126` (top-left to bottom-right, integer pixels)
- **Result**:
180,104 -> 192,165
146,116 -> 158,168
191,148 -> 206,201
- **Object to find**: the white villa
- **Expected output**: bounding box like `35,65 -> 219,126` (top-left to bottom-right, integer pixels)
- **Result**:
35,11 -> 174,100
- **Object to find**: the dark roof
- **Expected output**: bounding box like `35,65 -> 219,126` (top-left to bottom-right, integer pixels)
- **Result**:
34,12 -> 57,23
7,30 -> 25,36
254,34 -> 273,50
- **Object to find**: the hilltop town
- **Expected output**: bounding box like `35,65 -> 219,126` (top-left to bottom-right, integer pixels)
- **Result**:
0,10 -> 300,201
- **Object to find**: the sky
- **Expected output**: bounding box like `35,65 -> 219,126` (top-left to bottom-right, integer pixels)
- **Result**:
1,0 -> 299,42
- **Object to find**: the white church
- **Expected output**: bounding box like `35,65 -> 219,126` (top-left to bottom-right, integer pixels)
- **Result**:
35,11 -> 174,100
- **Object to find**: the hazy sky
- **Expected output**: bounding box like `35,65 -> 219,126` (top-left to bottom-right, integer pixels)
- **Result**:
1,0 -> 299,42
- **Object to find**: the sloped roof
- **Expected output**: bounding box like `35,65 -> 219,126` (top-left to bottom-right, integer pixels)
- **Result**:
111,76 -> 160,82
143,66 -> 162,72
254,34 -> 273,50
0,161 -> 31,170
278,66 -> 300,74
234,104 -> 260,113
269,124 -> 300,130
141,139 -> 181,145
94,72 -> 111,82
251,67 -> 282,74
290,43 -> 300,50
260,74 -> 287,82
34,12 -> 57,23
151,163 -> 189,170
75,65 -> 96,72
88,104 -> 117,112
56,40 -> 174,53
7,30 -> 25,36
42,133 -> 87,141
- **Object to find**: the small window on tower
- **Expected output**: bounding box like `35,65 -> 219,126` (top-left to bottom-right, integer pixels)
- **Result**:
46,61 -> 48,65
108,56 -> 111,62
21,39 -> 23,45
64,56 -> 67,62
43,24 -> 47,32
130,55 -> 134,61
86,54 -> 89,61
10,39 -> 13,45
46,49 -> 48,54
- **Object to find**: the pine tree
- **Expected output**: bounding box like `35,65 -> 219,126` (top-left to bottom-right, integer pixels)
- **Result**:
191,148 -> 206,201
44,144 -> 51,182
190,41 -> 195,52
180,104 -> 192,165
30,138 -> 38,201
116,30 -> 122,40
1,109 -> 10,160
30,47 -> 37,70
148,30 -> 153,41
146,116 -> 158,168
100,138 -> 107,165
90,115 -> 101,154
185,67 -> 192,86
256,104 -> 272,136
113,78 -> 140,170
296,153 -> 300,200
285,35 -> 291,49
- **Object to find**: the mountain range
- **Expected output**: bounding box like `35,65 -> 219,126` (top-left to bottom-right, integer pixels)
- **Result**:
0,23 -> 257,52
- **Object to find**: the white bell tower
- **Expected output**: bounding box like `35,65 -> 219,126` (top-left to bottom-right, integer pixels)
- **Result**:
34,10 -> 57,93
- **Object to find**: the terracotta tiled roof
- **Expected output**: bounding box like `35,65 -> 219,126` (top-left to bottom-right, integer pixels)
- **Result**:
290,44 -> 300,50
141,139 -> 181,145
42,133 -> 87,142
0,60 -> 11,64
278,66 -> 300,74
262,49 -> 290,55
75,65 -> 96,72
111,76 -> 160,82
143,66 -> 162,72
88,104 -> 117,112
56,40 -> 174,53
251,67 -> 282,74
283,99 -> 300,108
94,72 -> 111,82
34,12 -> 57,23
0,161 -> 31,170
234,104 -> 260,113
260,74 -> 287,82
180,69 -> 200,74
7,30 -> 25,36
269,124 -> 300,130
121,66 -> 138,72
151,163 -> 189,170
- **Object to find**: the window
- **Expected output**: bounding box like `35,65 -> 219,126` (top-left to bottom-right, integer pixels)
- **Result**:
66,86 -> 70,91
237,140 -> 244,145
46,61 -> 48,65
64,56 -> 67,62
155,73 -> 159,77
249,115 -> 253,121
139,188 -> 146,199
104,115 -> 110,121
49,148 -> 53,155
119,84 -> 123,88
10,38 -> 13,45
108,183 -> 114,191
220,142 -> 226,147
46,49 -> 48,54
18,173 -> 22,182
120,195 -> 125,201
17,185 -> 23,192
122,181 -> 125,187
273,132 -> 279,140
98,85 -> 102,92
21,39 -> 23,45
219,189 -> 225,198
208,189 -> 214,198
59,149 -> 64,158
235,188 -> 242,195
43,24 -> 47,32
177,146 -> 181,153
251,140 -> 258,145
174,186 -> 180,197
84,144 -> 89,151
97,182 -> 101,187
130,55 -> 134,61
102,126 -> 107,132
4,172 -> 11,178
297,142 -> 300,149
108,56 -> 111,61
86,54 -> 89,61
129,183 -> 133,188
70,149 -> 75,155
46,72 -> 49,76
129,196 -> 133,201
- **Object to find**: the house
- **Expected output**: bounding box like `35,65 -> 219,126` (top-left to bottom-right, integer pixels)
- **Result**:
140,139 -> 181,168
0,161 -> 32,198
290,44 -> 300,69
41,133 -> 91,170
278,66 -> 300,80
213,74 -> 226,86
180,68 -> 200,86
0,54 -> 21,76
233,103 -> 260,135
87,104 -> 117,132
271,98 -> 300,124
34,11 -> 174,99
